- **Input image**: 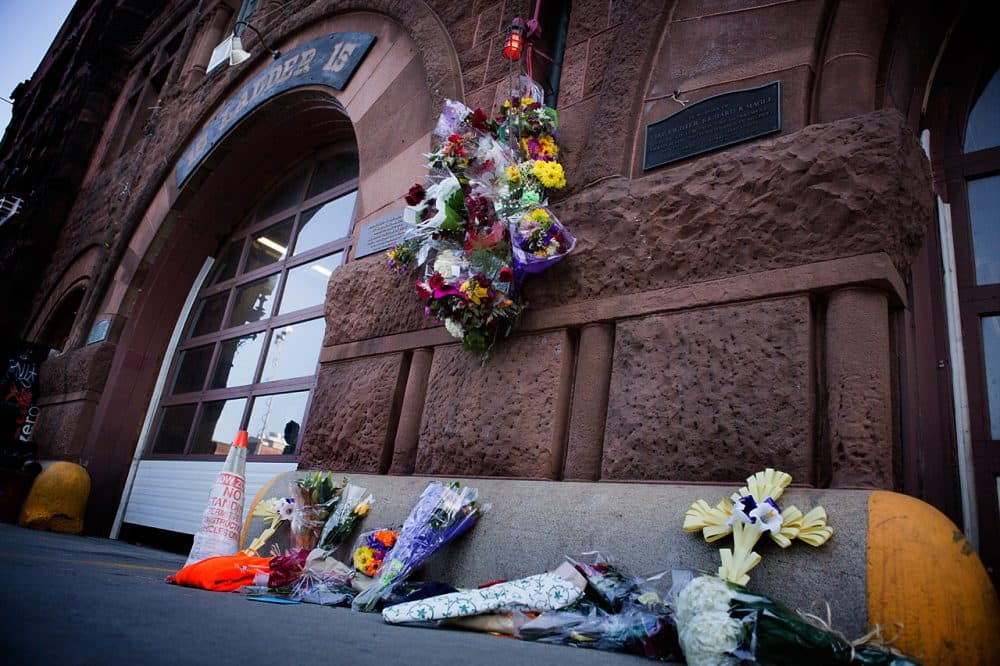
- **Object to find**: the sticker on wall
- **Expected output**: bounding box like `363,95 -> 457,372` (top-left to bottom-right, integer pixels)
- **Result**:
176,32 -> 376,188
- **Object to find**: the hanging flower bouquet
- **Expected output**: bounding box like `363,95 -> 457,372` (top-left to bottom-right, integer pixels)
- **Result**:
387,77 -> 574,360
351,481 -> 490,612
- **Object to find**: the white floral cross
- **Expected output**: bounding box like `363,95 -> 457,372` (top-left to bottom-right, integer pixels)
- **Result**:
683,468 -> 833,585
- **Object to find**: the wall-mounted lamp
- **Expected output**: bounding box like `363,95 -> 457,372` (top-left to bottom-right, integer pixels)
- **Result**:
503,18 -> 526,61
230,20 -> 281,65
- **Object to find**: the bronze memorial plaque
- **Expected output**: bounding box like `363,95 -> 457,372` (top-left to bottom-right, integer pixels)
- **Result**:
643,81 -> 781,170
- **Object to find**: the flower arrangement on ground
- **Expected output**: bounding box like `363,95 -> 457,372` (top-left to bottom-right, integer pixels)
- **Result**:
244,496 -> 295,555
352,529 -> 398,577
289,472 -> 343,550
317,483 -> 372,551
673,574 -> 919,665
387,77 -> 575,361
351,481 -> 490,611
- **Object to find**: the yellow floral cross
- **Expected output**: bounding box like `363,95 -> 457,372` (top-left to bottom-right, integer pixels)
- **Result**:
683,468 -> 833,585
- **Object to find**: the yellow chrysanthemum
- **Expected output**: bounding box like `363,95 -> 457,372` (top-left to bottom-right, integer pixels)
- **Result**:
538,136 -> 557,157
528,208 -> 550,224
531,160 -> 566,189
353,546 -> 375,573
521,97 -> 535,108
505,165 -> 521,183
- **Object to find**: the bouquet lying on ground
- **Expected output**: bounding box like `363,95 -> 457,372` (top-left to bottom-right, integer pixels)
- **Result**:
516,553 -> 682,661
351,481 -> 490,611
387,76 -> 575,361
674,574 -> 920,665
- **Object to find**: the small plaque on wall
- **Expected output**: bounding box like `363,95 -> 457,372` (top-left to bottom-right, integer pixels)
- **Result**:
643,81 -> 781,170
87,319 -> 111,345
355,210 -> 408,258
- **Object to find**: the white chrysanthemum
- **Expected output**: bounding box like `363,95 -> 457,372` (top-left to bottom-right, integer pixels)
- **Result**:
433,250 -> 467,279
443,318 -> 464,339
675,575 -> 734,627
678,610 -> 741,666
277,497 -> 295,521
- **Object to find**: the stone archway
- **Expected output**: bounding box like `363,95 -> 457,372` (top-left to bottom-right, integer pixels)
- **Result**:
79,11 -> 450,535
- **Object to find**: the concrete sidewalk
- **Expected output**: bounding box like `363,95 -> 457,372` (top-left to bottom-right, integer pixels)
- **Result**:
0,523 -> 644,665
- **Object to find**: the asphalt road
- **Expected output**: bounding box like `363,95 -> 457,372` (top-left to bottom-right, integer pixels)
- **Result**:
0,523 -> 646,665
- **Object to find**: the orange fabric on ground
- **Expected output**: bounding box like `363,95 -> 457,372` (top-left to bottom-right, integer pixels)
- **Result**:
167,553 -> 271,592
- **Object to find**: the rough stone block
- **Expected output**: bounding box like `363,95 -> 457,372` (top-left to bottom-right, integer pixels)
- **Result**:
535,110 -> 932,309
584,30 -> 617,98
38,342 -> 116,395
33,399 -> 97,460
323,259 -> 433,347
414,331 -> 571,478
298,354 -> 407,473
602,297 -> 813,482
566,0 -> 611,46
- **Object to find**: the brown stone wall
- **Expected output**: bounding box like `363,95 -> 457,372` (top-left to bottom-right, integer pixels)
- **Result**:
33,341 -> 117,460
413,331 -> 573,478
298,353 -> 408,473
0,1 -> 948,521
602,297 -> 814,483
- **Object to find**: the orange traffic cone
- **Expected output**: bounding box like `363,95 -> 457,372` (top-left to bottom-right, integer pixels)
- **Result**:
185,431 -> 249,566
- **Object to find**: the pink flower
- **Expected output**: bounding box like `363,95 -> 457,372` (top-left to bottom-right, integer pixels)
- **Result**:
415,281 -> 433,299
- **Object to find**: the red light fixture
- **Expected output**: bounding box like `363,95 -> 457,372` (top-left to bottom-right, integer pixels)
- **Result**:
503,18 -> 526,60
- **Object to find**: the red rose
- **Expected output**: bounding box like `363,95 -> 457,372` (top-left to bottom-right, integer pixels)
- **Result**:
470,108 -> 489,131
405,183 -> 425,206
499,266 -> 514,282
415,281 -> 432,299
428,272 -> 445,289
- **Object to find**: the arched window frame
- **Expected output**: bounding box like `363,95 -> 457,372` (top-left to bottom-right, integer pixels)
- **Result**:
144,145 -> 359,460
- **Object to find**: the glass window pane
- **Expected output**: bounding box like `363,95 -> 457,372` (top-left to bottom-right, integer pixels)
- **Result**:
965,68 -> 1000,153
307,152 -> 358,199
150,404 -> 197,454
277,253 -> 341,314
185,292 -> 228,339
228,274 -> 279,327
254,167 -> 309,221
207,240 -> 243,285
171,344 -> 214,395
260,318 -> 325,383
210,333 -> 265,389
244,217 -> 293,274
246,391 -> 309,455
969,175 -> 1000,285
982,316 -> 1000,440
294,192 -> 356,256
189,398 -> 247,454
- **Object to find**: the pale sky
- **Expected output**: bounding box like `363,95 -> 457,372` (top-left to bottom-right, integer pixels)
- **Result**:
0,0 -> 77,139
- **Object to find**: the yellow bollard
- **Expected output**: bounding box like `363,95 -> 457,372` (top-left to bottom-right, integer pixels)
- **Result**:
867,491 -> 1000,665
19,462 -> 91,534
